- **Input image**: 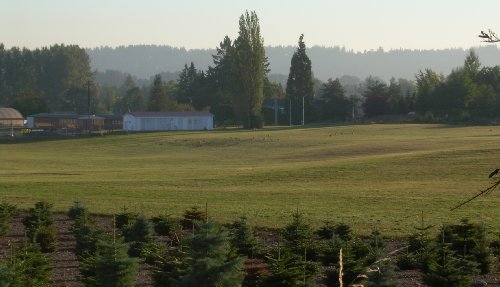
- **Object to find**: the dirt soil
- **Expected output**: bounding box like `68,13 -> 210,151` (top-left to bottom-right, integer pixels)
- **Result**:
0,211 -> 498,286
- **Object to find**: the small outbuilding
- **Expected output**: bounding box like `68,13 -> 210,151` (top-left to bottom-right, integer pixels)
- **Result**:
123,111 -> 214,131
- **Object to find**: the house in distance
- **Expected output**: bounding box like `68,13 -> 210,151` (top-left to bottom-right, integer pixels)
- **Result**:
123,111 -> 214,132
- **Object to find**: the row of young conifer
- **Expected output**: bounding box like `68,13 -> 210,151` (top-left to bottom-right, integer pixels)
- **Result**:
0,201 -> 498,286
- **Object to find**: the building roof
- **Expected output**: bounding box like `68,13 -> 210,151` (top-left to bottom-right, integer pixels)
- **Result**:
28,113 -> 80,119
126,111 -> 213,117
0,108 -> 24,119
28,113 -> 122,120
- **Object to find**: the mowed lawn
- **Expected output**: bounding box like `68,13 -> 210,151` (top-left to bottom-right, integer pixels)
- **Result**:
1,124 -> 499,236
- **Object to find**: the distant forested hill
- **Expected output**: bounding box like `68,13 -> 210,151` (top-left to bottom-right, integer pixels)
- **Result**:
86,45 -> 500,83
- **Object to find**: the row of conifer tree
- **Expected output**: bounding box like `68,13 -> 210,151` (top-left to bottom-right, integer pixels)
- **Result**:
0,201 -> 498,286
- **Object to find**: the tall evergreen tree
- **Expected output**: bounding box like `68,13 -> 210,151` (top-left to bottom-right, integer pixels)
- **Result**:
463,49 -> 481,79
362,77 -> 389,117
286,34 -> 314,125
149,74 -> 169,111
415,69 -> 445,115
387,77 -> 406,114
232,11 -> 267,128
319,78 -> 350,121
177,63 -> 197,106
206,36 -> 235,125
123,87 -> 146,112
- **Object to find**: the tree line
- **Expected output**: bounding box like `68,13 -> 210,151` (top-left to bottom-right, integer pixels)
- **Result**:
415,50 -> 500,121
1,11 -> 500,128
86,44 -> 500,82
0,44 -> 93,116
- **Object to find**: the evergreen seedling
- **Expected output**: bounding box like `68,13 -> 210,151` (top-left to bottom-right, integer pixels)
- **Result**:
0,260 -> 14,286
93,239 -> 138,287
181,206 -> 205,232
282,211 -> 318,260
365,261 -> 398,287
11,243 -> 52,286
263,251 -> 317,287
115,208 -> 138,230
68,201 -> 89,221
229,216 -> 261,258
151,214 -> 176,236
22,201 -> 56,252
176,222 -> 245,287
123,216 -> 153,257
0,202 -> 16,237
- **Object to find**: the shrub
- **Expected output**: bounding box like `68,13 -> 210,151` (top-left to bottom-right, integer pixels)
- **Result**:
334,223 -> 352,241
0,260 -> 14,286
152,248 -> 186,287
151,214 -> 176,236
422,244 -> 474,287
22,201 -> 56,251
176,222 -> 245,287
11,243 -> 52,286
263,252 -> 318,287
442,219 -> 492,274
320,239 -> 344,266
82,239 -> 138,287
316,221 -> 335,240
180,206 -> 205,231
367,229 -> 387,263
35,225 -> 57,253
325,241 -> 370,287
396,251 -> 420,270
115,209 -> 138,231
317,221 -> 352,242
365,261 -> 398,287
419,111 -> 434,123
491,234 -> 500,257
68,201 -> 89,221
123,216 -> 153,257
139,239 -> 168,265
229,216 -> 262,258
73,222 -> 106,257
401,226 -> 435,272
0,202 -> 16,237
282,211 -> 319,260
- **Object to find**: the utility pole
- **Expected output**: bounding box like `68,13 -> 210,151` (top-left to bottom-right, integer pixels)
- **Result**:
84,80 -> 92,134
289,99 -> 292,126
302,95 -> 306,126
274,98 -> 278,126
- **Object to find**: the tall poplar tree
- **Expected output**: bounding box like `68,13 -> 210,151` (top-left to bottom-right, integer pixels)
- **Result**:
286,34 -> 314,125
232,11 -> 267,128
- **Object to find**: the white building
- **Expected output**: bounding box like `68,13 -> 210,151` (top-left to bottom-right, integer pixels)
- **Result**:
123,111 -> 214,131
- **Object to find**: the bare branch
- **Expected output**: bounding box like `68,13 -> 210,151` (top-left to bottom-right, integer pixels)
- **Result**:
479,29 -> 500,43
451,172 -> 500,211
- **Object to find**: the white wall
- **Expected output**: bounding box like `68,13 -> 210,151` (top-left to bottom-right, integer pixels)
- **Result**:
123,114 -> 213,131
27,116 -> 35,129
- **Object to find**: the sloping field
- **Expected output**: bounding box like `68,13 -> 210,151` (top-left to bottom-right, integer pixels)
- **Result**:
1,124 -> 499,236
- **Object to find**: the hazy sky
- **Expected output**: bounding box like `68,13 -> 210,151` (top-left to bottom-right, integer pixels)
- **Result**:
1,0 -> 499,51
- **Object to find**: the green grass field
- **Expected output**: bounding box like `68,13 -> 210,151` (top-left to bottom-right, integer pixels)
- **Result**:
1,124 -> 499,237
